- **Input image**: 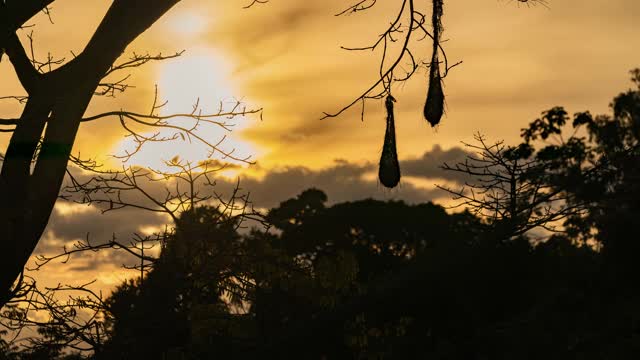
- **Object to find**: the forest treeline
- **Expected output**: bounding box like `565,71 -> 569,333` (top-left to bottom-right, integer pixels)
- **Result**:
2,70 -> 639,359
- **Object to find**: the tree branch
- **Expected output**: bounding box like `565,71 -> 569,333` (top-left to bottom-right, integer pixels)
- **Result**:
0,0 -> 55,50
3,33 -> 41,93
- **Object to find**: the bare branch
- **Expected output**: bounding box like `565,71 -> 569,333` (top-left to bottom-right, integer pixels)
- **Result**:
243,0 -> 269,9
438,132 -> 588,240
3,32 -> 40,93
323,0 -> 461,121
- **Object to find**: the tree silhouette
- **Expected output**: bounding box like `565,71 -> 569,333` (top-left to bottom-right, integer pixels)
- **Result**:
0,158 -> 262,356
1,329 -> 18,359
0,1 -> 263,309
99,205 -> 249,359
1,1 -> 637,353
80,187 -> 606,358
0,0 -> 182,307
76,68 -> 640,359
502,69 -> 639,271
95,189 -> 486,358
437,131 -> 589,242
0,1 -> 548,306
15,141 -> 640,359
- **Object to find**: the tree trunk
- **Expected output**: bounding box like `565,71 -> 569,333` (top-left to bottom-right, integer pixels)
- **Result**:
0,0 -> 180,308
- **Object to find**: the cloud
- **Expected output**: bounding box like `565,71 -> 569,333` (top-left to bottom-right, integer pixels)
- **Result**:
230,145 -> 471,209
33,203 -> 168,273
6,0 -> 640,295
44,145 -> 470,240
210,0 -> 331,71
41,205 -> 169,249
34,145 -> 470,277
401,145 -> 472,183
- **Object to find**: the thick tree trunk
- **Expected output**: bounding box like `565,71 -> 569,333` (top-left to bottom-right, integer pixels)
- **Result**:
1,1 -> 56,51
0,0 -> 180,308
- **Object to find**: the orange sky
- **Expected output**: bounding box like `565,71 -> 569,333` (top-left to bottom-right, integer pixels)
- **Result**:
3,0 -> 639,171
2,0 -> 640,298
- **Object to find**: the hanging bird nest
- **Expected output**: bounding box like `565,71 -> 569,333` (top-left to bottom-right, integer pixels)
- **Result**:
424,0 -> 445,127
378,95 -> 401,188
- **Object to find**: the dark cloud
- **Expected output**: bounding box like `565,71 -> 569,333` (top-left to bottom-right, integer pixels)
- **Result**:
402,145 -> 472,183
41,206 -> 168,249
37,145 -> 470,274
231,146 -> 471,208
34,203 -> 169,273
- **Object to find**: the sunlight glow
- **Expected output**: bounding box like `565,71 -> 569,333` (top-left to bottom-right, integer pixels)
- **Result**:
165,10 -> 209,36
138,225 -> 167,236
115,47 -> 260,172
218,169 -> 240,179
54,202 -> 95,217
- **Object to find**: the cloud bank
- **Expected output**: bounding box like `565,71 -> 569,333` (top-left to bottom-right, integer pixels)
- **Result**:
41,145 -> 470,251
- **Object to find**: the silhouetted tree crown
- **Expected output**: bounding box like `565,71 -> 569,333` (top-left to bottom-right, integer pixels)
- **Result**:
90,69 -> 640,359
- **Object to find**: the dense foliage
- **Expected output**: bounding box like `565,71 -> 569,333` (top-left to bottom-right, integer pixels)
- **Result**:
3,69 -> 640,359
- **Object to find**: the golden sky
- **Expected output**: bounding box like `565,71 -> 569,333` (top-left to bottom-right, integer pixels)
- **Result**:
3,0 -> 639,171
2,0 -> 640,295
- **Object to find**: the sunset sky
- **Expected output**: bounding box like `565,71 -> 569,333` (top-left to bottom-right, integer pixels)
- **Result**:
1,0 -> 639,293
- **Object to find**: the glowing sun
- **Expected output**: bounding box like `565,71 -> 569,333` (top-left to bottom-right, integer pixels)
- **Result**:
116,46 -> 260,173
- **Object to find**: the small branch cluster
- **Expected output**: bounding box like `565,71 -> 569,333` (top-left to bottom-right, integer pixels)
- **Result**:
3,158 -> 266,354
243,0 -> 269,9
86,88 -> 261,163
323,0 -> 461,120
23,31 -> 65,73
1,87 -> 263,163
2,278 -> 109,354
437,133 -> 587,240
1,7 -> 264,349
96,51 -> 184,97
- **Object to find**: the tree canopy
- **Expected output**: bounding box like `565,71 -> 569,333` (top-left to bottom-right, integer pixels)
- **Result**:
3,2 -> 640,358
92,68 -> 640,359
